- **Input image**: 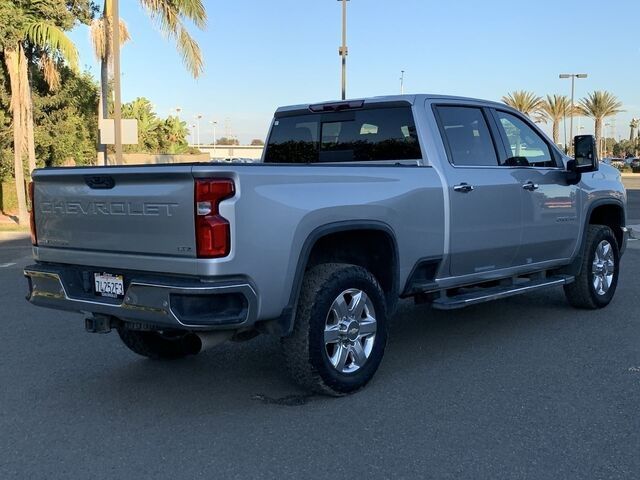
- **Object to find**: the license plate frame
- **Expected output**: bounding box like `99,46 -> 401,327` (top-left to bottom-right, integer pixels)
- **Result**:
94,272 -> 125,299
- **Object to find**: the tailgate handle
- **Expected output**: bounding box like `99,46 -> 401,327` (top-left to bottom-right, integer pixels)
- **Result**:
85,176 -> 115,189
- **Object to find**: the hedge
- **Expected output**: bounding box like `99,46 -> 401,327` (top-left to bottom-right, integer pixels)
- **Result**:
1,181 -> 18,214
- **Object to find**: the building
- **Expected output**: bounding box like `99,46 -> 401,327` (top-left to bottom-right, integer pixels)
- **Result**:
194,145 -> 264,162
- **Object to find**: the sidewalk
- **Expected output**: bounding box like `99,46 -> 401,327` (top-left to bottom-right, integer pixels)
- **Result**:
0,213 -> 29,241
0,213 -> 18,225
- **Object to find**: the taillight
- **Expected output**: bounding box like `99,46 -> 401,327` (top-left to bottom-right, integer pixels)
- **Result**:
28,181 -> 37,246
195,178 -> 235,258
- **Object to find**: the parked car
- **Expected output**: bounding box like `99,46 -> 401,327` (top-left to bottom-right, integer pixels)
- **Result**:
611,159 -> 626,170
24,95 -> 629,395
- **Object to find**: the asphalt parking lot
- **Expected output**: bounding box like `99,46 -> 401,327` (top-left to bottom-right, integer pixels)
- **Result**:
1,184 -> 639,479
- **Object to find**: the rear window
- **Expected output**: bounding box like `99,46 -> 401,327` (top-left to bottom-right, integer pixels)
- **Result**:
264,106 -> 422,163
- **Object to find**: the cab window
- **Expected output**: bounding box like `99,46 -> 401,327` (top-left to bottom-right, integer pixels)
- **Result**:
494,111 -> 557,167
435,106 -> 499,167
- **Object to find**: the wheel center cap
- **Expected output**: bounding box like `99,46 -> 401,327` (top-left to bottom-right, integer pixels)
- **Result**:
345,320 -> 360,341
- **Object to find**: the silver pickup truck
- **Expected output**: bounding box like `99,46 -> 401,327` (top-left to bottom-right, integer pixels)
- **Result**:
25,95 -> 629,395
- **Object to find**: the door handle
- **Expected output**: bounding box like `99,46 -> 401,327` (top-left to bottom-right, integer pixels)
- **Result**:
453,183 -> 474,193
522,181 -> 539,191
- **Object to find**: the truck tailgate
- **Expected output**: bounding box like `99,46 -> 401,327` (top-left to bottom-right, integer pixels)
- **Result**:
33,166 -> 197,258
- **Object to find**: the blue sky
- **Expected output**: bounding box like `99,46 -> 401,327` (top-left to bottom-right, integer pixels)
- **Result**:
70,0 -> 640,145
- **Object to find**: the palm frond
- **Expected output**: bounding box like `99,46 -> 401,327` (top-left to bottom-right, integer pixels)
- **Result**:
540,94 -> 572,121
139,0 -> 206,77
177,25 -> 203,78
89,16 -> 131,61
40,52 -> 61,91
140,0 -> 207,29
23,21 -> 79,71
578,91 -> 624,120
501,90 -> 544,117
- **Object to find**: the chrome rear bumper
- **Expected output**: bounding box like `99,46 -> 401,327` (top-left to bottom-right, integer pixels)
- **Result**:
24,264 -> 258,330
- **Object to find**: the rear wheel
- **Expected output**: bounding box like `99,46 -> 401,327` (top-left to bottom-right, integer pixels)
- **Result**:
282,263 -> 388,396
117,327 -> 199,360
564,225 -> 620,309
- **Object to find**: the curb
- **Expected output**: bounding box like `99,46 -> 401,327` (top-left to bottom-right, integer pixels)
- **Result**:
0,231 -> 30,241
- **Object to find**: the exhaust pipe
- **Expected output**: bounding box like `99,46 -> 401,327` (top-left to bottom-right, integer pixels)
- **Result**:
187,331 -> 234,354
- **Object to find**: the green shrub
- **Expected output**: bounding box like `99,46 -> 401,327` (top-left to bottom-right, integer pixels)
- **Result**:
0,181 -> 18,214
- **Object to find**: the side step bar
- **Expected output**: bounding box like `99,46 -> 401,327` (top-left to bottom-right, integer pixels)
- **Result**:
432,275 -> 574,310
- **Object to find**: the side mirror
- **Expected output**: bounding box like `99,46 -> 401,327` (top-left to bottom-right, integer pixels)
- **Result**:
572,135 -> 599,173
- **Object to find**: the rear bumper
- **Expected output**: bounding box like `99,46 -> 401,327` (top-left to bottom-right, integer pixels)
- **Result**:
24,263 -> 258,330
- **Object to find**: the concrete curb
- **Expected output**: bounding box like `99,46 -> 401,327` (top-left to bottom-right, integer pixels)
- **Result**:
621,173 -> 639,177
0,231 -> 30,242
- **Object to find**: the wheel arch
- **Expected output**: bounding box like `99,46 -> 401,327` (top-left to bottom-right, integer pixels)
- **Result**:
263,221 -> 400,337
556,198 -> 626,277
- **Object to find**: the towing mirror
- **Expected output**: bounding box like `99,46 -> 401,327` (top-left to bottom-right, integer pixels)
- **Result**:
571,135 -> 599,173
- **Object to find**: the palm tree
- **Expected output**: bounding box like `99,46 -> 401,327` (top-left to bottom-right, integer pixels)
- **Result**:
629,118 -> 639,142
578,91 -> 624,156
90,0 -> 206,161
121,97 -> 161,152
89,3 -> 130,131
3,18 -> 79,224
501,90 -> 544,119
539,94 -> 572,146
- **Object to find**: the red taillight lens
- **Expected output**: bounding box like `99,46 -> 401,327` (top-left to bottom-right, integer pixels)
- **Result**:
195,178 -> 235,258
28,181 -> 37,246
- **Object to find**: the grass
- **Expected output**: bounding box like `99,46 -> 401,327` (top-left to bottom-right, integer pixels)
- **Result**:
0,223 -> 29,232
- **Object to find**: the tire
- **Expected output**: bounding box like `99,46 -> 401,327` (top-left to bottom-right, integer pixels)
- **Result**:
117,327 -> 198,360
564,225 -> 620,309
282,263 -> 388,396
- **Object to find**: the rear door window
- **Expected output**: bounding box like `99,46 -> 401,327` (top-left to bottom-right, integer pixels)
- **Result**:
435,106 -> 499,167
264,106 -> 421,163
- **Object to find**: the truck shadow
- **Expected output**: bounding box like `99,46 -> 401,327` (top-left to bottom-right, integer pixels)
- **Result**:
49,287 -> 585,417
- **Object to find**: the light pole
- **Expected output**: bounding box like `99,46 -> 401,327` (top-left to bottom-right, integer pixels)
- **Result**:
195,114 -> 203,148
174,107 -> 182,118
559,73 -> 587,154
400,70 -> 405,95
338,0 -> 349,100
209,120 -> 217,156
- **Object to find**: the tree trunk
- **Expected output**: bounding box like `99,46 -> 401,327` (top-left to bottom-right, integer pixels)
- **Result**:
98,3 -> 111,166
594,118 -> 602,157
552,120 -> 559,145
20,45 -> 37,175
4,48 -> 29,225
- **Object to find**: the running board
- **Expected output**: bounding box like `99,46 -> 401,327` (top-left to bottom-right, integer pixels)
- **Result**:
432,275 -> 574,310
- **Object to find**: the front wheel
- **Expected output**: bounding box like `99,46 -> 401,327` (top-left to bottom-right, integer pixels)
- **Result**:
564,225 -> 620,309
282,263 -> 388,396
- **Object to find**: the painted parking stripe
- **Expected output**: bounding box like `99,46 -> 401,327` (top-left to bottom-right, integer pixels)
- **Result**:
0,262 -> 16,268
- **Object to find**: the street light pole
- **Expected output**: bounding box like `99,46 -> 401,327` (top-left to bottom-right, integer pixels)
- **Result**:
112,0 -> 123,164
195,114 -> 203,148
559,73 -> 587,154
400,70 -> 405,95
338,0 -> 349,100
210,120 -> 217,157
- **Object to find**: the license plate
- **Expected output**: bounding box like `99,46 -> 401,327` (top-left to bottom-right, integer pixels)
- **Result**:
94,272 -> 124,298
